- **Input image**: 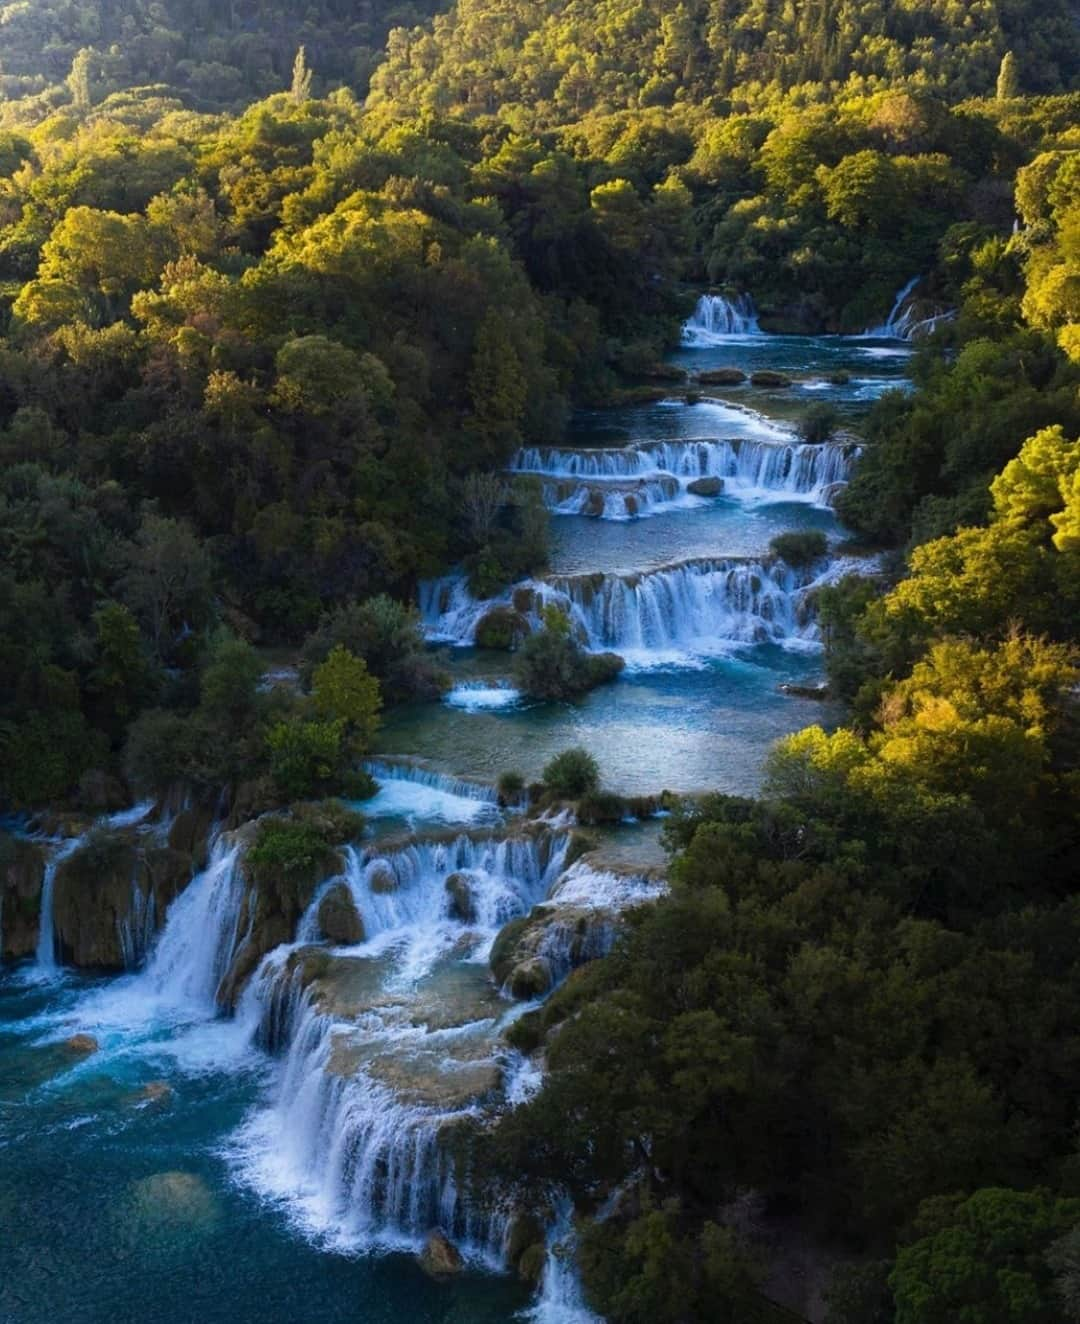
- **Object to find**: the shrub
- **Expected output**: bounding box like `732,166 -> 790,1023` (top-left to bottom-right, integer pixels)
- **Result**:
543,748 -> 600,799
497,770 -> 526,804
291,798 -> 366,845
475,607 -> 531,651
514,621 -> 624,700
769,529 -> 829,566
267,718 -> 345,798
576,791 -> 627,825
246,819 -> 335,888
799,401 -> 842,443
123,708 -> 198,793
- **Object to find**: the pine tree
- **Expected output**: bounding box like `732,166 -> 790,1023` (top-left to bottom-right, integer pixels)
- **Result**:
291,46 -> 313,105
996,51 -> 1020,100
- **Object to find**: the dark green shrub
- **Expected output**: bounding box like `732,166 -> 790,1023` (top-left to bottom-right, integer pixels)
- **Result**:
576,791 -> 627,825
247,819 -> 335,887
799,400 -> 842,443
513,622 -> 624,700
475,607 -> 531,651
769,529 -> 829,567
542,748 -> 600,799
497,770 -> 526,804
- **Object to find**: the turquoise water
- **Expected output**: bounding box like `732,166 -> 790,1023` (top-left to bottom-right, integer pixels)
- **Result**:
1,327 -> 905,1324
0,972 -> 531,1324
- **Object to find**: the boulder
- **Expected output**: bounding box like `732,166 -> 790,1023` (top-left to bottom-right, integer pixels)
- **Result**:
510,958 -> 552,1001
368,864 -> 399,895
507,1212 -> 548,1286
317,883 -> 364,945
779,682 -> 830,701
129,1172 -> 218,1230
419,1230 -> 464,1280
697,368 -> 747,385
475,607 -> 531,651
749,370 -> 792,388
1,837 -> 45,962
518,1242 -> 547,1287
132,1081 -> 173,1106
65,1034 -> 99,1055
687,476 -> 724,497
445,873 -> 477,924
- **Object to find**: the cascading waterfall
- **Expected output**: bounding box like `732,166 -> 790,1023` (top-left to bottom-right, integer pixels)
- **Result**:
866,276 -> 955,340
539,474 -> 685,519
513,437 -> 855,507
34,837 -> 82,974
138,841 -> 245,1010
422,556 -> 834,658
362,759 -> 507,826
232,829 -> 572,1259
682,293 -> 761,344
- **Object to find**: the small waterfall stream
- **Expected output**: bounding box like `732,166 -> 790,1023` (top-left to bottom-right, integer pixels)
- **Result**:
682,293 -> 761,343
865,276 -> 955,340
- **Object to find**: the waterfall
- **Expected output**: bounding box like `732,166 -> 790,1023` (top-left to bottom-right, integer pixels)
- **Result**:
138,842 -> 245,1010
682,293 -> 761,344
525,1199 -> 601,1324
230,828 -> 573,1257
362,759 -> 506,827
443,680 -> 523,711
345,832 -> 568,951
33,800 -> 155,975
421,557 -> 836,659
539,475 -> 685,520
866,277 -> 955,340
513,438 -> 856,508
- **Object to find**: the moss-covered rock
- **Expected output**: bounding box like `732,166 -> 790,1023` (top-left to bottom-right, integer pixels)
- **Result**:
475,607 -> 532,651
53,831 -> 141,971
510,957 -> 552,1000
445,872 -> 477,923
749,370 -> 792,387
167,804 -> 217,869
697,367 -> 747,385
418,1230 -> 463,1279
517,1241 -> 548,1287
1,836 -> 45,962
368,863 -> 399,894
317,883 -> 364,944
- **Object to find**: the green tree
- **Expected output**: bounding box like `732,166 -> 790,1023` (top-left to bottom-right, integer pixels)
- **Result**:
997,51 -> 1020,101
311,645 -> 382,753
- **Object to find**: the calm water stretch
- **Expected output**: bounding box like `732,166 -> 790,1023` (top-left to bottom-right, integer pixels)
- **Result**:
1,298 -> 912,1323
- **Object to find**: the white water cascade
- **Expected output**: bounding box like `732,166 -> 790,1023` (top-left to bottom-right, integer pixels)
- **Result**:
513,437 -> 856,509
420,555 -> 845,660
137,841 -> 245,1011
865,277 -> 955,340
232,829 -> 573,1258
682,293 -> 761,344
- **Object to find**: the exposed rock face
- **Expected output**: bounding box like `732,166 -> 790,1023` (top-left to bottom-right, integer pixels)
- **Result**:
418,1230 -> 464,1279
1,837 -> 45,961
317,883 -> 364,945
444,872 -> 477,923
52,832 -> 194,971
216,847 -> 341,1009
167,805 -> 217,870
687,476 -> 724,497
65,1034 -> 99,1055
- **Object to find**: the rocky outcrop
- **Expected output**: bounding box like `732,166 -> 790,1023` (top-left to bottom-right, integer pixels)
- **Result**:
507,1212 -> 548,1286
65,1034 -> 99,1055
217,844 -> 341,1009
167,804 -> 217,870
687,476 -> 724,497
475,607 -> 531,650
490,907 -> 609,1001
1,836 -> 45,962
418,1230 -> 464,1279
697,367 -> 747,385
317,883 -> 364,944
444,872 -> 477,923
52,831 -> 194,971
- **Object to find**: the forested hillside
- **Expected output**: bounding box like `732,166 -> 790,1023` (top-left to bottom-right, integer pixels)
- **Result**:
0,1 -> 1079,1320
0,0 -> 446,110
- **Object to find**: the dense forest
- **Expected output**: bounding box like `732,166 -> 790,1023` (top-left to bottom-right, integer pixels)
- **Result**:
1,0 -> 1080,1320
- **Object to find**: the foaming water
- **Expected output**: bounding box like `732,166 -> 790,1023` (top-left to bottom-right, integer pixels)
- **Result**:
682,293 -> 761,344
361,760 -> 502,828
523,1201 -> 601,1323
443,681 -> 523,712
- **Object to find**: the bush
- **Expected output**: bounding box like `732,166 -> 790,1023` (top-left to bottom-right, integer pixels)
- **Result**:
576,791 -> 627,825
497,770 -> 526,804
246,818 -> 335,887
291,798 -> 366,845
267,718 -> 345,798
123,708 -> 198,793
475,607 -> 531,651
799,401 -> 842,443
543,748 -> 600,799
769,529 -> 829,566
514,621 -> 624,700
